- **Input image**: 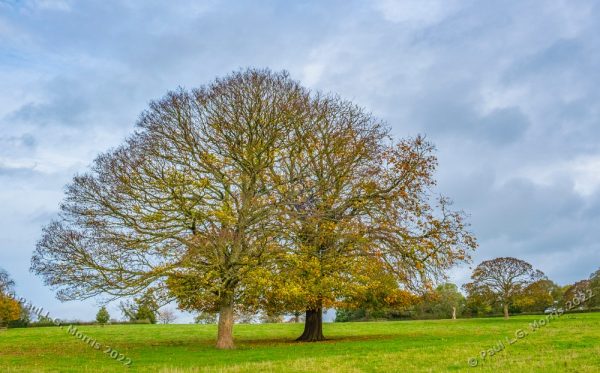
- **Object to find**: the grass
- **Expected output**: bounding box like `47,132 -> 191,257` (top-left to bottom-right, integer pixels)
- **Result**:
1,313 -> 599,372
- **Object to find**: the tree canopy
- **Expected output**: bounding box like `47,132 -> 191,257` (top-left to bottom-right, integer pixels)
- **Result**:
96,306 -> 110,324
463,257 -> 544,319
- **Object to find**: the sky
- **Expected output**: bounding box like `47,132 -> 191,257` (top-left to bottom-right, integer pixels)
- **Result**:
1,0 -> 600,323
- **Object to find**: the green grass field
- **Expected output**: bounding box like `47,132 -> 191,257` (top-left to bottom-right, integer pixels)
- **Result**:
1,313 -> 599,372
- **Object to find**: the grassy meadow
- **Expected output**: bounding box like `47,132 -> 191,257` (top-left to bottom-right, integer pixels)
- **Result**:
1,313 -> 599,372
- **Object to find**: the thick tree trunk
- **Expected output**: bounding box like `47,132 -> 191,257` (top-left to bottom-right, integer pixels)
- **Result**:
296,308 -> 325,342
216,296 -> 235,349
503,303 -> 509,319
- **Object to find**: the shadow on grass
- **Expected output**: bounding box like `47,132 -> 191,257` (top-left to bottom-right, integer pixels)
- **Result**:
117,333 -> 399,350
236,333 -> 398,346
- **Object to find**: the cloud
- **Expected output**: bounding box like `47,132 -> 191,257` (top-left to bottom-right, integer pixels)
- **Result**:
0,164 -> 39,177
8,81 -> 90,128
412,94 -> 530,145
374,0 -> 460,26
0,133 -> 36,152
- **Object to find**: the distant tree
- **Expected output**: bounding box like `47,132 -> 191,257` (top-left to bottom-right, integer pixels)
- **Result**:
336,282 -> 460,321
552,284 -> 569,308
234,309 -> 256,324
0,295 -> 21,327
120,291 -> 159,324
420,283 -> 465,319
96,306 -> 110,325
0,268 -> 15,295
587,268 -> 600,307
563,280 -> 591,308
158,309 -> 177,324
136,305 -> 157,324
0,269 -> 21,328
463,288 -> 494,317
259,312 -> 283,324
290,311 -> 303,323
119,301 -> 136,322
194,312 -> 217,324
463,257 -> 544,319
514,279 -> 561,312
37,315 -> 54,323
334,309 -> 356,322
331,256 -> 418,322
8,305 -> 31,328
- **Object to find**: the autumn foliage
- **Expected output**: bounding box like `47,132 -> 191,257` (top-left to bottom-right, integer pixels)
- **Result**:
0,269 -> 21,327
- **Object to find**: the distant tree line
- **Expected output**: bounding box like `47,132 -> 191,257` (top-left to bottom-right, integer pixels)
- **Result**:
336,257 -> 600,322
1,268 -> 178,328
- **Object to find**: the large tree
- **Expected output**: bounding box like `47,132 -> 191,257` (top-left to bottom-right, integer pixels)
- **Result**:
158,308 -> 177,324
31,69 -> 308,349
252,95 -> 476,341
31,68 -> 476,346
463,257 -> 544,319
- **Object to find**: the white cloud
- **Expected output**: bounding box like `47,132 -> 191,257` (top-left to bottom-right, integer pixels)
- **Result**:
518,155 -> 600,196
28,0 -> 71,12
373,0 -> 460,26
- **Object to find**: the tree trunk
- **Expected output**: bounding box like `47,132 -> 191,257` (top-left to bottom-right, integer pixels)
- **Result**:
216,296 -> 235,349
452,306 -> 456,320
296,308 -> 325,342
503,303 -> 509,319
